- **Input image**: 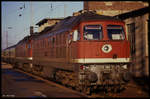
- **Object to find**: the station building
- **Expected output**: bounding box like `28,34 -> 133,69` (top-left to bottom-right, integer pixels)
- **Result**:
36,18 -> 64,33
83,1 -> 149,77
84,1 -> 148,16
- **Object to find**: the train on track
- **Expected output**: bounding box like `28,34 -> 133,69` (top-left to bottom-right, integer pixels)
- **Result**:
2,11 -> 131,94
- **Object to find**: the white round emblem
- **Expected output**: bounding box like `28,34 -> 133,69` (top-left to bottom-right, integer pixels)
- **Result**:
102,44 -> 112,53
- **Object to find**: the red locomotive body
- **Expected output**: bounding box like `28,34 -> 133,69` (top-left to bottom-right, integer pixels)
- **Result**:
70,20 -> 130,63
31,12 -> 131,94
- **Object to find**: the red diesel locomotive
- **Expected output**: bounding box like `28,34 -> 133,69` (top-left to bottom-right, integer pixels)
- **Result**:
32,11 -> 131,94
2,11 -> 131,94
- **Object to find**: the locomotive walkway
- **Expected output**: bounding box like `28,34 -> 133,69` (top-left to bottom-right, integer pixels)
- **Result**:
1,62 -> 87,98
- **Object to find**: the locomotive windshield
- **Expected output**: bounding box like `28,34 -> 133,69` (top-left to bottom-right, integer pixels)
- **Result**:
84,25 -> 103,40
107,25 -> 125,40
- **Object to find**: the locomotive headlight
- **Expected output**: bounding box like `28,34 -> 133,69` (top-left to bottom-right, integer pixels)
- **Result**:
104,46 -> 109,51
102,44 -> 112,53
122,65 -> 127,69
28,57 -> 32,60
105,65 -> 110,69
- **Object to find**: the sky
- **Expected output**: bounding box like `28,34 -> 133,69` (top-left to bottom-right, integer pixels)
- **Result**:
1,1 -> 83,50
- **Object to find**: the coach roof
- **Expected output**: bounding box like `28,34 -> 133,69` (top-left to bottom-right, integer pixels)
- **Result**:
4,44 -> 16,50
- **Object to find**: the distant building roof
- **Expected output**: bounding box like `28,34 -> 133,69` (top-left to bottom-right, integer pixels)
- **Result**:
40,25 -> 55,33
114,7 -> 149,20
36,18 -> 64,26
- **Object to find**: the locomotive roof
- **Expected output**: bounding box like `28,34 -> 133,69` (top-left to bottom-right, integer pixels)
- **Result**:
34,11 -> 122,40
50,11 -> 122,33
16,33 -> 39,45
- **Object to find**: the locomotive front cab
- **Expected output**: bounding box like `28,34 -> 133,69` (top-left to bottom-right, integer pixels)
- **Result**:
71,20 -> 131,92
78,21 -> 130,59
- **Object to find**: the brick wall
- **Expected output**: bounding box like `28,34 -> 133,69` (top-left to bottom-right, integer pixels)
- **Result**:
124,13 -> 149,77
84,1 -> 148,16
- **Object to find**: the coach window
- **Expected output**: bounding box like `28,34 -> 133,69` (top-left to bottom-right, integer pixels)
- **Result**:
43,39 -> 45,48
9,51 -> 11,56
43,39 -> 44,48
63,34 -> 66,44
41,40 -> 42,48
40,40 -> 42,48
28,44 -> 30,48
83,25 -> 103,40
43,40 -> 45,48
44,39 -> 46,48
37,40 -> 39,48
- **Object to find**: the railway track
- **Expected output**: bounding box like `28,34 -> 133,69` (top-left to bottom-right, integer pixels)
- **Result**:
90,80 -> 149,98
14,68 -> 149,98
2,62 -> 148,98
14,68 -> 88,97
